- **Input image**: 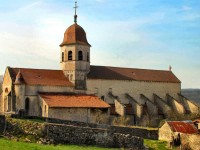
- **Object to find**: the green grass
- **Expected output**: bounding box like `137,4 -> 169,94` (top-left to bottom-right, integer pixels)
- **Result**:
0,138 -> 118,150
144,139 -> 171,150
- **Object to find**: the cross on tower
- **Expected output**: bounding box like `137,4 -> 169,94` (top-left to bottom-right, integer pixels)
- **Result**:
73,1 -> 78,15
73,1 -> 78,23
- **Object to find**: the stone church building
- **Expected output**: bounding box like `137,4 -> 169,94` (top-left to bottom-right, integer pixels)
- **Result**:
0,5 -> 199,126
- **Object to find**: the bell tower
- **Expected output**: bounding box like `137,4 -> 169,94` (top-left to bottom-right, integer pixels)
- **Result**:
60,2 -> 91,90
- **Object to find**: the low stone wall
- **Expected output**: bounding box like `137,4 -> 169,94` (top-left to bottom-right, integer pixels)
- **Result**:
11,115 -> 158,140
0,115 -> 5,135
110,126 -> 158,140
44,123 -> 145,149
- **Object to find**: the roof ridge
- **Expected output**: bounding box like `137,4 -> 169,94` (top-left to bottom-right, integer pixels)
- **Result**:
90,65 -> 170,72
11,67 -> 61,72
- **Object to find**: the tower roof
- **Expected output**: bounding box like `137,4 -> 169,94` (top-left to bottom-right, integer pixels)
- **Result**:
15,70 -> 24,85
60,23 -> 91,47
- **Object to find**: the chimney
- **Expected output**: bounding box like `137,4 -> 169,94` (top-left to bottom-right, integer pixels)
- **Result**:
169,65 -> 172,71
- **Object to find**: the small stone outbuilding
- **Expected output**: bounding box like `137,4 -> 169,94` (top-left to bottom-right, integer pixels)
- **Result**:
39,94 -> 110,123
159,121 -> 199,142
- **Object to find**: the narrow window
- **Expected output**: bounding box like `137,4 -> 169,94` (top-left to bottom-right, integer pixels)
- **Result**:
101,96 -> 105,101
44,105 -> 46,113
68,51 -> 72,60
25,98 -> 30,114
78,51 -> 83,60
5,88 -> 8,93
61,52 -> 64,62
87,52 -> 89,62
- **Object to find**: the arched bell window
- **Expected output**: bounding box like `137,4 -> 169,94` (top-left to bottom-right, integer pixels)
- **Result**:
68,51 -> 72,60
78,51 -> 83,60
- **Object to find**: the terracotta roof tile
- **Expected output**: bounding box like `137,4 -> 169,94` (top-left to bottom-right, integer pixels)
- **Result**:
88,65 -> 181,83
40,94 -> 110,108
167,121 -> 198,134
9,67 -> 73,86
60,23 -> 91,46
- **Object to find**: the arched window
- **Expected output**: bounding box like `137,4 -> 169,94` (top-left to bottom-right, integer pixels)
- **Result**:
25,98 -> 30,114
5,88 -> 8,93
87,52 -> 89,62
78,51 -> 83,60
61,52 -> 64,62
68,51 -> 72,60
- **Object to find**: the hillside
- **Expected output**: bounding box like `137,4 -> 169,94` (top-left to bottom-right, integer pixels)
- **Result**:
182,89 -> 200,105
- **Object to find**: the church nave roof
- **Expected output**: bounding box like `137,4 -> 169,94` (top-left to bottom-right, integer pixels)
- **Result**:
8,67 -> 73,86
88,65 -> 181,83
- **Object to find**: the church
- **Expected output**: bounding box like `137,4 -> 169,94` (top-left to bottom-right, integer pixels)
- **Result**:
0,3 -> 199,126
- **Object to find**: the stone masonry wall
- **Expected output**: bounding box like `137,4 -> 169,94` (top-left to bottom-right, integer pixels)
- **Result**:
110,125 -> 158,140
11,115 -> 159,140
4,117 -> 158,148
87,79 -> 180,104
45,117 -> 158,140
44,123 -> 145,149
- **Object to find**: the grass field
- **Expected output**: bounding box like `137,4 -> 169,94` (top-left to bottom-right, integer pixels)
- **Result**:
0,137 -> 178,150
0,138 -> 118,150
144,139 -> 169,150
144,139 -> 179,150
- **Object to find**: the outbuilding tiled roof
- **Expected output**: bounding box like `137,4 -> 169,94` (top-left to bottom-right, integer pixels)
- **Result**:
88,65 -> 181,83
40,94 -> 110,108
8,67 -> 73,86
167,121 -> 198,134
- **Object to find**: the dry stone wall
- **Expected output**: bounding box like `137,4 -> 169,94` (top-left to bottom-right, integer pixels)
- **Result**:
44,123 -> 145,149
2,116 -> 158,149
11,115 -> 159,140
110,125 -> 158,140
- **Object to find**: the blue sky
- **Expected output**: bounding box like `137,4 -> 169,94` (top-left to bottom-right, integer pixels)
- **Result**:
0,0 -> 199,88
